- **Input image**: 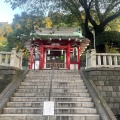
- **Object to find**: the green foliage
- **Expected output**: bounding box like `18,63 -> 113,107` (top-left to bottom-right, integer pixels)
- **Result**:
105,17 -> 120,32
6,12 -> 43,51
96,31 -> 120,46
49,12 -> 79,28
0,22 -> 13,51
5,0 -> 120,39
105,44 -> 119,53
96,31 -> 120,52
0,22 -> 13,37
0,39 -> 8,51
6,12 -> 45,64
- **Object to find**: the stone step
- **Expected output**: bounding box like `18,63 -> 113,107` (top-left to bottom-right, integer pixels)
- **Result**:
26,73 -> 80,75
25,76 -> 81,79
0,114 -> 100,120
10,97 -> 92,102
20,82 -> 85,86
3,108 -> 97,114
24,80 -> 84,83
27,71 -> 79,73
13,92 -> 90,97
28,70 -> 79,73
7,102 -> 94,108
26,75 -> 81,77
16,88 -> 88,93
24,79 -> 83,82
19,85 -> 86,89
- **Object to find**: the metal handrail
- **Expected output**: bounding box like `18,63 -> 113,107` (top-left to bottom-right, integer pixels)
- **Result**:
48,64 -> 54,101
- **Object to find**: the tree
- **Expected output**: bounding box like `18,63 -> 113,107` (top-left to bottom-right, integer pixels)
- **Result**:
105,17 -> 120,32
5,0 -> 120,37
7,12 -> 45,50
6,12 -> 47,65
42,17 -> 52,28
0,22 -> 13,51
0,22 -> 13,38
48,12 -> 79,27
96,31 -> 120,52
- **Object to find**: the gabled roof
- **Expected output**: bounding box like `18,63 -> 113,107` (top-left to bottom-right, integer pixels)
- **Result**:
26,28 -> 90,55
34,27 -> 83,39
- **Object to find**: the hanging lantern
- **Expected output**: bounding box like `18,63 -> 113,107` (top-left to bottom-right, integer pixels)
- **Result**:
33,36 -> 35,40
48,49 -> 50,55
76,47 -> 78,56
61,49 -> 63,54
59,38 -> 61,41
73,47 -> 78,56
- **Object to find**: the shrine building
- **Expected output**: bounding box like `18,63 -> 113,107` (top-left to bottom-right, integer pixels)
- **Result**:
26,28 -> 90,70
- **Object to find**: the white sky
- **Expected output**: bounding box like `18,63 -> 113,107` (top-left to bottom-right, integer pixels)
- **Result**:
0,0 -> 23,24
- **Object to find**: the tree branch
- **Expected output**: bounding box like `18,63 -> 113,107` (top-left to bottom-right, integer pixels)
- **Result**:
101,11 -> 120,27
61,0 -> 83,23
79,0 -> 98,27
88,0 -> 94,9
95,0 -> 103,22
104,1 -> 120,18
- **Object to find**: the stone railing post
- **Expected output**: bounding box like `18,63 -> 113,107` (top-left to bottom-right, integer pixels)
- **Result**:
86,49 -> 96,69
90,49 -> 96,67
10,48 -> 16,67
86,50 -> 90,69
18,49 -> 23,69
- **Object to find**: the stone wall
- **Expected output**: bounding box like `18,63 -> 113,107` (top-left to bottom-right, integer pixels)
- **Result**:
86,67 -> 120,115
0,66 -> 22,93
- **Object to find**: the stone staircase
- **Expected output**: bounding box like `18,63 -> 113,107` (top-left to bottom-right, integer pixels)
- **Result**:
0,70 -> 100,120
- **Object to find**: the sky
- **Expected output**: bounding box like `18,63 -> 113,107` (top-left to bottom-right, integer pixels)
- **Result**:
0,0 -> 23,24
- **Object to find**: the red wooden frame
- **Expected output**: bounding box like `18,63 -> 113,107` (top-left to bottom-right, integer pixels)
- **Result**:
29,40 -> 81,70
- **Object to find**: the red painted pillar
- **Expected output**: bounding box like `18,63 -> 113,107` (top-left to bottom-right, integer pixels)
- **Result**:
42,47 -> 45,69
40,44 -> 44,70
78,46 -> 80,69
30,47 -> 33,69
67,44 -> 70,70
66,48 -> 68,69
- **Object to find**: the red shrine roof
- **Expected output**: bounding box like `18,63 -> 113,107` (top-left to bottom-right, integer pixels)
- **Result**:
26,28 -> 90,55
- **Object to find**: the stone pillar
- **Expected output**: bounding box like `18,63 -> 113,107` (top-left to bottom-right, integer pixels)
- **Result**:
10,48 -> 16,67
90,49 -> 96,67
5,54 -> 8,65
18,49 -> 23,69
86,49 -> 96,69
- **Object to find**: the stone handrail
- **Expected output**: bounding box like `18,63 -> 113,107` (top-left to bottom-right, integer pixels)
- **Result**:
0,70 -> 27,113
86,49 -> 120,69
0,48 -> 22,69
80,68 -> 117,120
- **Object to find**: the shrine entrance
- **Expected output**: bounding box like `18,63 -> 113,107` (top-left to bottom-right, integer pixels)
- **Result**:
45,49 -> 66,69
27,28 -> 90,70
